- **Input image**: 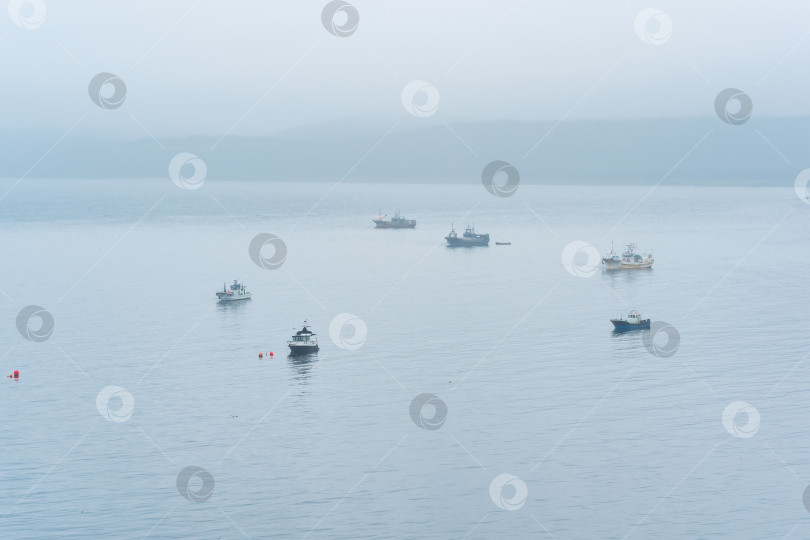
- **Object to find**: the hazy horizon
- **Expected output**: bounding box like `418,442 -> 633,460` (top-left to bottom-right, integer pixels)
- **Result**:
5,1 -> 810,137
5,1 -> 810,185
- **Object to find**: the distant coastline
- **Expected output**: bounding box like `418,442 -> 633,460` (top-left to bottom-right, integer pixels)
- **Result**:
2,117 -> 807,186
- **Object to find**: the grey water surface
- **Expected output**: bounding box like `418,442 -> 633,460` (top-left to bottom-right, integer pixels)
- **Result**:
1,179 -> 808,539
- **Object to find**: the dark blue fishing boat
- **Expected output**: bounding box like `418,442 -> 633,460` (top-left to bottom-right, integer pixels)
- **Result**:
610,310 -> 650,332
445,225 -> 489,247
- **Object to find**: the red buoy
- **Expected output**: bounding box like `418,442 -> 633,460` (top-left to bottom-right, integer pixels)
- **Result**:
13,370 -> 19,378
269,352 -> 274,356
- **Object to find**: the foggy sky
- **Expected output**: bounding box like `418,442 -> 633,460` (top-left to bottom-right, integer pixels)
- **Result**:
3,1 -> 810,139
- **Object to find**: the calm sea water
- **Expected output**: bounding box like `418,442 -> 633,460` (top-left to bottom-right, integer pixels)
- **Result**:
1,179 -> 808,539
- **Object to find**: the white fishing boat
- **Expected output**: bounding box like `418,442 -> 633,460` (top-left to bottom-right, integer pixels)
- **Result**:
216,280 -> 252,301
288,321 -> 319,355
602,242 -> 653,270
602,242 -> 621,270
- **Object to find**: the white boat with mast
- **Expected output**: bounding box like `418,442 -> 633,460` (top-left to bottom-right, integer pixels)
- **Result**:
602,242 -> 654,270
288,321 -> 319,355
216,279 -> 252,301
373,209 -> 416,229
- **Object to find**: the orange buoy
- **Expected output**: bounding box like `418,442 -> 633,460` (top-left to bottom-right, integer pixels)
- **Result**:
258,352 -> 263,358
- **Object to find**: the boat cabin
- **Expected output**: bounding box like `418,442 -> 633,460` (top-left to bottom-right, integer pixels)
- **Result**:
290,323 -> 318,344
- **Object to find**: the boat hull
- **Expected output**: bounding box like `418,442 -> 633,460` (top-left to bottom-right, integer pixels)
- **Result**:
602,258 -> 622,270
446,236 -> 489,247
216,293 -> 252,301
602,259 -> 653,270
374,220 -> 416,229
620,261 -> 653,269
610,319 -> 650,332
288,344 -> 319,355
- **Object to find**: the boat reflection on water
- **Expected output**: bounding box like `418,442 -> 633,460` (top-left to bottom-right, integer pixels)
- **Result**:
609,327 -> 645,357
600,265 -> 654,286
216,298 -> 251,312
287,353 -> 318,382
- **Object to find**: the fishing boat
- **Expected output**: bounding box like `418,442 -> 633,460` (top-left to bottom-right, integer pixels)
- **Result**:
288,321 -> 319,355
216,280 -> 251,301
373,210 -> 416,229
445,224 -> 490,247
610,310 -> 651,332
602,242 -> 654,270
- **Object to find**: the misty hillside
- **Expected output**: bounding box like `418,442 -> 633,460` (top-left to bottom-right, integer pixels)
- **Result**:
3,117 -> 807,185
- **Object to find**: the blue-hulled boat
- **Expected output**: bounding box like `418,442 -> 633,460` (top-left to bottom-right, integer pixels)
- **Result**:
610,310 -> 650,332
